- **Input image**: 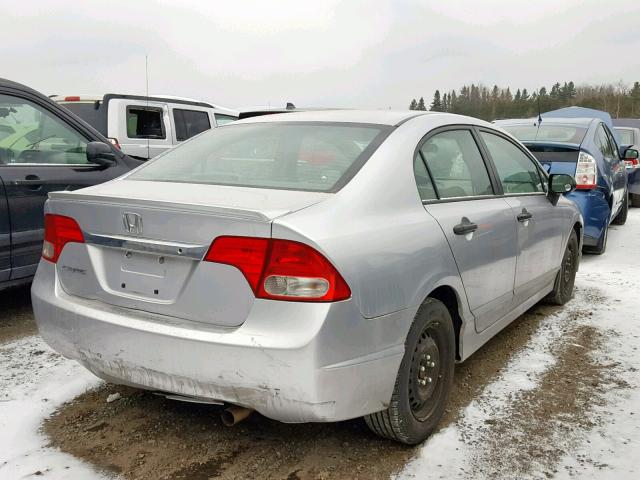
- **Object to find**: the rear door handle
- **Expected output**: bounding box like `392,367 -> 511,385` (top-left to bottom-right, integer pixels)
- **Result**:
453,217 -> 478,235
517,209 -> 533,223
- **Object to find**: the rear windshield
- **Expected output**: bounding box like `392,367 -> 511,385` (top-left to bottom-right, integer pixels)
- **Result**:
60,102 -> 107,135
502,124 -> 588,144
615,128 -> 634,145
129,122 -> 390,192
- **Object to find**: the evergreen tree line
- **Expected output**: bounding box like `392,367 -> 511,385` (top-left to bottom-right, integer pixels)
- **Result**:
409,81 -> 640,120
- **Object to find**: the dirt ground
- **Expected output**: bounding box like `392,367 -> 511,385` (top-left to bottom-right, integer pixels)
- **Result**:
0,276 -> 625,479
39,301 -> 568,480
0,285 -> 37,343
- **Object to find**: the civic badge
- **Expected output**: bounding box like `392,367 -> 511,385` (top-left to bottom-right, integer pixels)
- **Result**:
122,212 -> 143,235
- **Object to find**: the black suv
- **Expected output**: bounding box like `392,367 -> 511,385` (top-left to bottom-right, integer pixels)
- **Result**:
0,78 -> 142,291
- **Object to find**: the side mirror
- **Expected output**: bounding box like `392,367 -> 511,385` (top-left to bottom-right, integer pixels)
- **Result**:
549,174 -> 576,195
624,147 -> 639,160
86,141 -> 116,167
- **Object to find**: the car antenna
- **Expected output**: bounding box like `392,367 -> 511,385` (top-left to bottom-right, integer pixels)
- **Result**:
535,94 -> 543,140
145,54 -> 150,159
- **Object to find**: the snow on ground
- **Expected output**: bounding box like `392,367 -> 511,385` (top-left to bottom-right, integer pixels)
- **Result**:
1,212 -> 640,479
0,336 -> 106,479
398,211 -> 640,479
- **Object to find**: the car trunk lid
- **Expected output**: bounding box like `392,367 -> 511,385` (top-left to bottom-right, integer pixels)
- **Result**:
48,180 -> 329,327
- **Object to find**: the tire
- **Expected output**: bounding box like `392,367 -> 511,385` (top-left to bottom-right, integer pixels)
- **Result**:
365,298 -> 455,444
584,222 -> 608,255
544,230 -> 579,305
631,193 -> 640,208
612,192 -> 628,225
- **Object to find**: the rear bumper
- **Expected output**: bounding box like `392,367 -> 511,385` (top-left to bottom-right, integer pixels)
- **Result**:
565,189 -> 610,246
31,261 -> 406,423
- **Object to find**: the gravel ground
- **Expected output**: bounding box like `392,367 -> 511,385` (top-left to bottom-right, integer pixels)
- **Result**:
1,212 -> 639,479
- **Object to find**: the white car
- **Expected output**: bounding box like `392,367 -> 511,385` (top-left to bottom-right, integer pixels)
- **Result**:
53,94 -> 238,160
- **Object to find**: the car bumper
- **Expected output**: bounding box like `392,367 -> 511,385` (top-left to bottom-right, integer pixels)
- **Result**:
31,261 -> 406,423
565,189 -> 610,246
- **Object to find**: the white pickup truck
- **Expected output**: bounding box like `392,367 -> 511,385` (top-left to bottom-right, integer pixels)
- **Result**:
53,94 -> 238,160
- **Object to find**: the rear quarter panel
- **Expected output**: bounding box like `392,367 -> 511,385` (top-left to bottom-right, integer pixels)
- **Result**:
273,115 -> 473,329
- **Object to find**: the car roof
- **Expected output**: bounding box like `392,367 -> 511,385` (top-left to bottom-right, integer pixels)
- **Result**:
232,109 -> 436,126
0,77 -> 51,99
495,117 -> 596,128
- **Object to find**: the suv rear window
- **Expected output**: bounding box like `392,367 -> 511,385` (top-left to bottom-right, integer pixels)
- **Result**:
173,109 -> 211,141
59,101 -> 108,136
129,122 -> 390,192
502,125 -> 587,144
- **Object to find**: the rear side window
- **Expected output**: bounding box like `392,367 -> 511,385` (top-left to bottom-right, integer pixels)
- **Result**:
595,125 -> 617,159
413,154 -> 437,201
420,130 -> 493,198
173,109 -> 211,141
126,106 -> 165,139
129,122 -> 390,192
480,131 -> 544,194
215,114 -> 237,126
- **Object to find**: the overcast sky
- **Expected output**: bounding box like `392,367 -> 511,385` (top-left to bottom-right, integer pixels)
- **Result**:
2,0 -> 640,110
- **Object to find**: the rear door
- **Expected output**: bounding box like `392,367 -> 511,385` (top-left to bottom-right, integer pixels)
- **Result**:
0,91 -> 131,280
417,127 -> 518,333
0,176 -> 10,282
478,129 -> 564,305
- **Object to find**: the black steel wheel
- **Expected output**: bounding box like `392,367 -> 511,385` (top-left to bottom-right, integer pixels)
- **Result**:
545,230 -> 579,305
365,298 -> 455,444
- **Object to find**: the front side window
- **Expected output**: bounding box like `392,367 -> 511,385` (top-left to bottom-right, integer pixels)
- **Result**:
420,129 -> 493,199
129,122 -> 389,192
126,106 -> 165,139
0,94 -> 88,165
173,109 -> 211,141
480,131 -> 544,194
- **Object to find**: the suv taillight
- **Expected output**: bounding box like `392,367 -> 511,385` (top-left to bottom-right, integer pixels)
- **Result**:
205,236 -> 351,302
575,151 -> 597,190
42,214 -> 85,263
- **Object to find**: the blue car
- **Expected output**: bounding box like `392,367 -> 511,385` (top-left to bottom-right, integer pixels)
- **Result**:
496,117 -> 628,254
613,119 -> 640,207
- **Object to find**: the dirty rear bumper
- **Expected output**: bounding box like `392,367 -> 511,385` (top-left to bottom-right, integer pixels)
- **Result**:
31,261 -> 406,423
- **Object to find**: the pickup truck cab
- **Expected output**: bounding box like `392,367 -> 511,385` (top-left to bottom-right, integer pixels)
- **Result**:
53,94 -> 238,160
1,78 -> 142,291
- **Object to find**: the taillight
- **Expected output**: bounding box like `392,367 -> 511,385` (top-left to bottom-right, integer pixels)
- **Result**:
205,236 -> 351,302
625,158 -> 639,169
64,96 -> 80,101
42,214 -> 85,263
108,137 -> 120,149
575,151 -> 597,190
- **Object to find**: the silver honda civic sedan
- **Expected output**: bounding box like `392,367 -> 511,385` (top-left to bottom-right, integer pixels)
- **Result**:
32,110 -> 582,444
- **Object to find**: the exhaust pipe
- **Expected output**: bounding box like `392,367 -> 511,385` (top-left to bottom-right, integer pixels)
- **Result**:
221,406 -> 253,426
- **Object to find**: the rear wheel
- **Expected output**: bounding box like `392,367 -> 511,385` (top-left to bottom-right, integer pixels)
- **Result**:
365,298 -> 455,444
612,192 -> 628,225
545,230 -> 579,305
